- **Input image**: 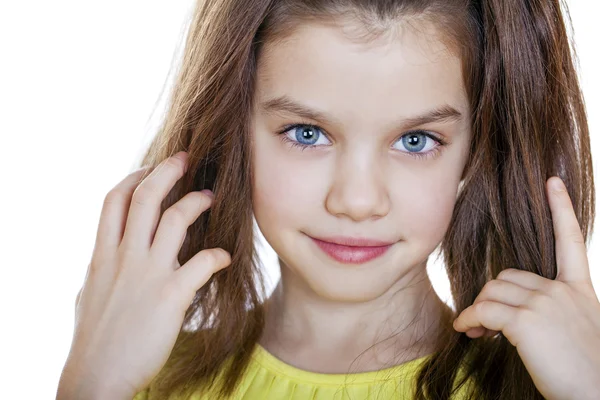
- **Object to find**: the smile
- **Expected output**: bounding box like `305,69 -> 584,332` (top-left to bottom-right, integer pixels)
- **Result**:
308,235 -> 394,264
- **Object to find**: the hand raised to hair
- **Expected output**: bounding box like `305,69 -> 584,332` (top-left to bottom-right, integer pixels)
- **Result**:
452,176 -> 600,400
57,152 -> 231,400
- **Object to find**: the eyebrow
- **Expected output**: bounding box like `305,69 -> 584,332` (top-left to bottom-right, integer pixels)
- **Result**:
260,95 -> 464,130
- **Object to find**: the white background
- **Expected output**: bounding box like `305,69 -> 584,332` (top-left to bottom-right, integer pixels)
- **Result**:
1,1 -> 598,398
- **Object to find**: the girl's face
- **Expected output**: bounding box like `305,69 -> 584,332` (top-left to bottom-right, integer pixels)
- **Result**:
251,18 -> 472,302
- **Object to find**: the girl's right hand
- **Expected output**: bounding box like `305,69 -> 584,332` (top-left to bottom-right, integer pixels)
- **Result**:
58,151 -> 231,399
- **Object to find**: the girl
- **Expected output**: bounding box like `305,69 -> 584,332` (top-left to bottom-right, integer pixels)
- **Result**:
58,0 -> 600,399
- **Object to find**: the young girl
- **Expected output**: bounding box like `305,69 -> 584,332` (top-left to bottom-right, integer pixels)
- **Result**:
57,0 -> 600,399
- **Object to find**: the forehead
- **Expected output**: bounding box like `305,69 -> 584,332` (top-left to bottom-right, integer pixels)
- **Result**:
254,18 -> 468,123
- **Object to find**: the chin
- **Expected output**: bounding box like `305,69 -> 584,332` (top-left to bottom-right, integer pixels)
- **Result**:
281,251 -> 405,303
309,279 -> 394,303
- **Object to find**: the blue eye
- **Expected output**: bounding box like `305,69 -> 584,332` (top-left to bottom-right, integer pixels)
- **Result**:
276,123 -> 446,159
392,130 -> 446,160
279,124 -> 331,149
393,131 -> 442,155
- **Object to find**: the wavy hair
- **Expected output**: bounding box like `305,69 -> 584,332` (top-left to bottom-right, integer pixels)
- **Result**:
137,0 -> 595,398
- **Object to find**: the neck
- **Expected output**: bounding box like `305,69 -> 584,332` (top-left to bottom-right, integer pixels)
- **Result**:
258,259 -> 452,373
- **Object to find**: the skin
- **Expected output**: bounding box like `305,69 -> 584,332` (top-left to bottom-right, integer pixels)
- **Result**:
453,178 -> 600,400
250,17 -> 473,373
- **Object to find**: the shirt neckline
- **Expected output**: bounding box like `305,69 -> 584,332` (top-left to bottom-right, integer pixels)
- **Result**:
251,343 -> 433,386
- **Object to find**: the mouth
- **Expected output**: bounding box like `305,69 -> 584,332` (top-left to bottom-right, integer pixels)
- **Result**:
307,234 -> 396,264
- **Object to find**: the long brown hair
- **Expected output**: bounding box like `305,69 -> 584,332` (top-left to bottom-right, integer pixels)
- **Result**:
137,0 -> 595,398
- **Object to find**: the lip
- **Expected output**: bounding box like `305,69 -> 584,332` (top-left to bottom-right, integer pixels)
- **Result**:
308,235 -> 395,264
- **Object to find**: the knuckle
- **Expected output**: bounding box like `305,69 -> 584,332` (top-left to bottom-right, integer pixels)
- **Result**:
473,301 -> 488,315
87,259 -> 101,274
546,280 -> 568,297
75,288 -> 82,305
164,205 -> 187,226
526,290 -> 551,310
132,184 -> 158,206
496,268 -> 516,280
482,279 -> 501,293
103,189 -> 126,205
87,258 -> 111,277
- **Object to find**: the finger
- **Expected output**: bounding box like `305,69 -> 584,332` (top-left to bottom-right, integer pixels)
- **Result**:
169,248 -> 232,305
546,176 -> 590,283
93,166 -> 151,257
453,301 -> 518,334
472,328 -> 500,339
494,268 -> 547,291
472,279 -> 534,307
121,151 -> 189,251
465,327 -> 500,339
465,327 -> 487,338
150,190 -> 214,264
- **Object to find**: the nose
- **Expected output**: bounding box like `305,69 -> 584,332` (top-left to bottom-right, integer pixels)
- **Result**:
325,150 -> 391,222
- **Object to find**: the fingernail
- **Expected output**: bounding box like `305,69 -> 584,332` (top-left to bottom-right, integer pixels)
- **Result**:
174,151 -> 187,160
200,189 -> 214,198
173,152 -> 189,172
552,177 -> 565,192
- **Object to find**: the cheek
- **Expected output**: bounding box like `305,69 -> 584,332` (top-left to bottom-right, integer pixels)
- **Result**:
394,170 -> 459,247
251,132 -> 327,228
397,137 -> 469,244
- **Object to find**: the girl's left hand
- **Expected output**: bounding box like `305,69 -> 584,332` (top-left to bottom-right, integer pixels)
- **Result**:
452,176 -> 600,400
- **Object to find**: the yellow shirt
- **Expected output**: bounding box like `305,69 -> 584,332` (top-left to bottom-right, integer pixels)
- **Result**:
134,344 -> 473,399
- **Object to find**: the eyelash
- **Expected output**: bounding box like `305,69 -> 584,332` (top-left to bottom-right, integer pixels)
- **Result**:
276,122 -> 449,160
